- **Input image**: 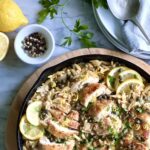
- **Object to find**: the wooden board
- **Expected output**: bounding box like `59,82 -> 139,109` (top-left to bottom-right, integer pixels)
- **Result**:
5,48 -> 150,150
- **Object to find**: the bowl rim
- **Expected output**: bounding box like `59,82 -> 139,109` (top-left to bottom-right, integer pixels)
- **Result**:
16,54 -> 150,150
14,24 -> 55,65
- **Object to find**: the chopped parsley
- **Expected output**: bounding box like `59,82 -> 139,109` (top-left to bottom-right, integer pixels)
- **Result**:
108,75 -> 116,87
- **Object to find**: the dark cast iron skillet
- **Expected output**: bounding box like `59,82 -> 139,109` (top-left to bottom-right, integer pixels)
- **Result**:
17,54 -> 150,150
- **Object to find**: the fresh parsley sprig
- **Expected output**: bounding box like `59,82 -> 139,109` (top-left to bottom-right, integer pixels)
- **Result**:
37,0 -> 96,47
61,19 -> 96,47
38,0 -> 62,23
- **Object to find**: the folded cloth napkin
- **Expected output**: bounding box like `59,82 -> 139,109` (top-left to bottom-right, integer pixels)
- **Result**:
122,0 -> 150,54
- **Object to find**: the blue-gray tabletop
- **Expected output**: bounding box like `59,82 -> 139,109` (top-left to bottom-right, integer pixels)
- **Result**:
0,0 -> 149,149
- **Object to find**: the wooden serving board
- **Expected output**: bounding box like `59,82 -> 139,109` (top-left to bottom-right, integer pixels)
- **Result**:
5,48 -> 150,150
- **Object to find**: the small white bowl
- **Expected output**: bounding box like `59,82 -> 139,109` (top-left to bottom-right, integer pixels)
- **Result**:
14,24 -> 55,65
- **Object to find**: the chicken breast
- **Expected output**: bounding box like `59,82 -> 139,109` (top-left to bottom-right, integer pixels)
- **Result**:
138,113 -> 150,124
67,110 -> 79,121
39,137 -> 75,150
89,100 -> 114,121
61,118 -> 80,130
81,83 -> 111,107
49,108 -> 65,122
71,71 -> 99,92
47,120 -> 79,139
52,98 -> 71,114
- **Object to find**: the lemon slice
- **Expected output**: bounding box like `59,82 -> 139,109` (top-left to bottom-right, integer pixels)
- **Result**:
116,79 -> 144,94
115,69 -> 143,89
0,32 -> 9,61
19,115 -> 44,140
106,66 -> 128,90
26,101 -> 42,126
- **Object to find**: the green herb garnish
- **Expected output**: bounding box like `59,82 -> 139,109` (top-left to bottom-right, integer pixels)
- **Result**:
38,0 -> 61,23
108,127 -> 120,144
37,0 -> 96,47
108,75 -> 116,87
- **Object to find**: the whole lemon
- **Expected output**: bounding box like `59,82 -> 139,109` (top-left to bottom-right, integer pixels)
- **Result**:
0,0 -> 28,32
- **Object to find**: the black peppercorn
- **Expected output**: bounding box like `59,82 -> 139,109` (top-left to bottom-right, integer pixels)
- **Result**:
22,32 -> 47,58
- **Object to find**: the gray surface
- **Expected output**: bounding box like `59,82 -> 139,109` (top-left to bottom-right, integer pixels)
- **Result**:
0,0 -> 147,149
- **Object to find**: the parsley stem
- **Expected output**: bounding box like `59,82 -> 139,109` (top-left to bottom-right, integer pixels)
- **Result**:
61,9 -> 72,32
60,0 -> 72,32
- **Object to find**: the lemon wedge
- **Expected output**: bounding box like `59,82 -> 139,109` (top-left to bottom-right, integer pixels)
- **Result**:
19,115 -> 44,140
115,69 -> 143,89
0,0 -> 28,32
26,101 -> 42,126
0,32 -> 9,61
116,79 -> 144,94
106,66 -> 128,90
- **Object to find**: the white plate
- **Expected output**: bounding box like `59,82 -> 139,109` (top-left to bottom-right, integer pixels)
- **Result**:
92,2 -> 150,60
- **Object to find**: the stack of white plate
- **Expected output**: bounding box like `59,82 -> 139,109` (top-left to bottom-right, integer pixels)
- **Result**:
92,2 -> 150,59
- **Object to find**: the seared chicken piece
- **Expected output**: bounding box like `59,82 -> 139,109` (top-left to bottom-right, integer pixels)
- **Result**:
81,83 -> 111,107
49,109 -> 65,122
47,120 -> 78,138
61,118 -> 80,130
71,71 -> 99,92
39,137 -> 75,150
67,110 -> 79,121
52,98 -> 71,114
89,100 -> 114,121
138,113 -> 150,124
122,141 -> 148,150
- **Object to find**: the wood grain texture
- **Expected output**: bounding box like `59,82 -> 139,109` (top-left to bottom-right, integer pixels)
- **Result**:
5,48 -> 150,150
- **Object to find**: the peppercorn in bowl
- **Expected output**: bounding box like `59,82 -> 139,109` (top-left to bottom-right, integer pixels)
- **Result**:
14,24 -> 55,65
17,55 -> 150,150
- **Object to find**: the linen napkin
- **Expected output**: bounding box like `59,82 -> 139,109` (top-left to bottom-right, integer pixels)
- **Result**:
122,0 -> 150,55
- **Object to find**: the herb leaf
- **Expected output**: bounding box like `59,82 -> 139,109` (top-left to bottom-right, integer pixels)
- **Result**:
61,37 -> 72,46
38,0 -> 60,23
108,75 -> 116,87
73,19 -> 89,32
38,0 -> 96,47
38,9 -> 49,23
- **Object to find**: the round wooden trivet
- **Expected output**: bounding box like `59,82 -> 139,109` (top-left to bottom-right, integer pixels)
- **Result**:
5,48 -> 150,150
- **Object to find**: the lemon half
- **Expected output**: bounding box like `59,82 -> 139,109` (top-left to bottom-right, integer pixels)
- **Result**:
19,115 -> 44,140
0,32 -> 9,61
